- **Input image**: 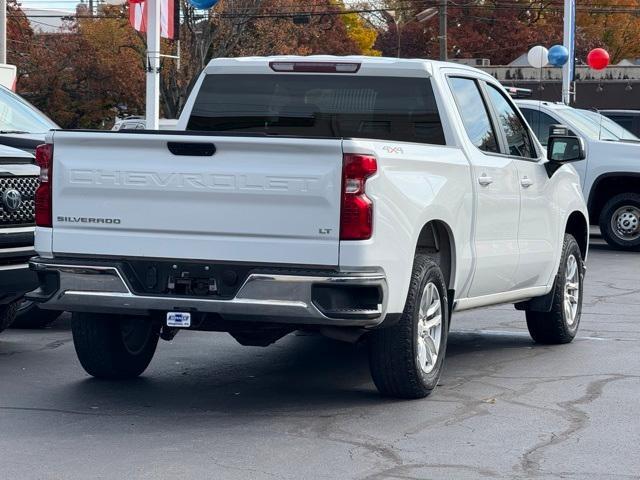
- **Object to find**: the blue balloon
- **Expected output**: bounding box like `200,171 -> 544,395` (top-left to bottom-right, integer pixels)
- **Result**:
548,45 -> 569,67
188,0 -> 219,9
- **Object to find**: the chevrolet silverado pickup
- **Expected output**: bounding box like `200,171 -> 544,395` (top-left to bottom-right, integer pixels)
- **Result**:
28,56 -> 589,398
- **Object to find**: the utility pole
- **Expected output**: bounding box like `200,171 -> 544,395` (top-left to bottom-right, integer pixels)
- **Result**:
146,0 -> 161,129
439,0 -> 447,61
0,0 -> 6,64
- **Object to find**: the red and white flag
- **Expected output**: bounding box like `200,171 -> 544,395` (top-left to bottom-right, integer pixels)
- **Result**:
129,0 -> 179,40
129,1 -> 147,33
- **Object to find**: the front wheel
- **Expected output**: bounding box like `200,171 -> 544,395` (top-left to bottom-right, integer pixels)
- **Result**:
599,193 -> 640,251
526,234 -> 584,344
368,255 -> 449,399
72,313 -> 160,379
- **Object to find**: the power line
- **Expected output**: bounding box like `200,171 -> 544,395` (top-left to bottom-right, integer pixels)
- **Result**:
10,1 -> 640,20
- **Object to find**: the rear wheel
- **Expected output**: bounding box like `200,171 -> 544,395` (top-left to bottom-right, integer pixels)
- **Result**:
12,300 -> 63,329
599,193 -> 640,251
71,313 -> 160,379
368,255 -> 449,399
0,301 -> 18,334
526,234 -> 584,344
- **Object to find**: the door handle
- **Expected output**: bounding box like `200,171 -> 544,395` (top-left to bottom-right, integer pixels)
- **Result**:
167,142 -> 216,156
478,174 -> 494,186
521,176 -> 534,188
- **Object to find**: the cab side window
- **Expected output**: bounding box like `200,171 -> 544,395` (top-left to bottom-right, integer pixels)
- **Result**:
520,108 -> 540,139
538,112 -> 560,146
448,77 -> 499,153
485,84 -> 537,159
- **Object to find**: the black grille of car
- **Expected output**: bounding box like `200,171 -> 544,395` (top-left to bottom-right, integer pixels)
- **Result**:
0,175 -> 38,226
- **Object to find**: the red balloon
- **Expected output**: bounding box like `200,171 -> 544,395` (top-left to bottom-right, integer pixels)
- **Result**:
129,0 -> 145,3
587,48 -> 610,70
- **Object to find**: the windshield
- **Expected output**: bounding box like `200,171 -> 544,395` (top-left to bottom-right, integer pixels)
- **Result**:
578,109 -> 639,142
188,74 -> 446,145
553,108 -> 622,141
0,86 -> 58,133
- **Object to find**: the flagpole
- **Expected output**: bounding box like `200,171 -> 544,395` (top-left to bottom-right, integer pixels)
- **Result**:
561,0 -> 575,105
146,0 -> 160,129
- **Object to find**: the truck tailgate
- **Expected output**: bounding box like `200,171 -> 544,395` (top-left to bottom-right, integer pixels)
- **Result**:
50,131 -> 343,266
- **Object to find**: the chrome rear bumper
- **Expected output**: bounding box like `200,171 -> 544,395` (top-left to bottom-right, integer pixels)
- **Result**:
28,258 -> 388,327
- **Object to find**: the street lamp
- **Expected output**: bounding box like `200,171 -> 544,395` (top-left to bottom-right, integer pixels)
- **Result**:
416,7 -> 437,23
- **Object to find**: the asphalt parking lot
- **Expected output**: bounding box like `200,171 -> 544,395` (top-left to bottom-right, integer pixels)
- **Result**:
1,238 -> 639,480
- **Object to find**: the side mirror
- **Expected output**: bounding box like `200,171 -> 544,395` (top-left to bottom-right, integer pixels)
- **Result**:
547,135 -> 586,163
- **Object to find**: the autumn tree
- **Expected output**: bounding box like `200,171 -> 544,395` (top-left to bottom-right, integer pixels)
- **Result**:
161,0 -> 365,118
374,0 -> 563,64
339,2 -> 381,56
160,0 -> 262,119
75,5 -> 146,122
233,0 -> 361,56
9,3 -> 145,128
578,0 -> 640,63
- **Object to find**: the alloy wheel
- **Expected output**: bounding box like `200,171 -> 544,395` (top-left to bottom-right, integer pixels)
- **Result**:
564,254 -> 580,326
416,282 -> 443,374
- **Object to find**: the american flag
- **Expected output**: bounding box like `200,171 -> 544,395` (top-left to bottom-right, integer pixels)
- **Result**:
129,0 -> 179,40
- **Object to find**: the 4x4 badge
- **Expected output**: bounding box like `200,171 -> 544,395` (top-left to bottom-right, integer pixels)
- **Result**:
2,189 -> 22,212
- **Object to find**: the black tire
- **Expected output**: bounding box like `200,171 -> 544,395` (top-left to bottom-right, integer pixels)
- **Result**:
71,313 -> 160,379
526,234 -> 584,344
12,300 -> 63,329
368,255 -> 449,399
599,193 -> 640,251
0,301 -> 18,334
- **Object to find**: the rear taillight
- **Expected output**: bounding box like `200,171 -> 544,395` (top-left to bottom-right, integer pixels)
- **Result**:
35,143 -> 53,227
340,153 -> 377,240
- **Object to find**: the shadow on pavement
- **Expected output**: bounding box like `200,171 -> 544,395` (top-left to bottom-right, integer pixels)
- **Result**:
36,330 -> 542,417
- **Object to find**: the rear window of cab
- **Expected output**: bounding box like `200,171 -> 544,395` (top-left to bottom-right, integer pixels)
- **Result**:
188,74 -> 446,146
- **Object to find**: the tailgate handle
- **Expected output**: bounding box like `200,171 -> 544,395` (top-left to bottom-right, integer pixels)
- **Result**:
167,142 -> 216,156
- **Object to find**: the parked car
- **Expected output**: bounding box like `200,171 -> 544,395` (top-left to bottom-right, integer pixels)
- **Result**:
0,85 -> 58,155
113,116 -> 178,131
0,145 -> 42,333
0,85 -> 63,328
518,100 -> 640,251
600,110 -> 640,137
28,57 -> 588,398
112,116 -> 146,131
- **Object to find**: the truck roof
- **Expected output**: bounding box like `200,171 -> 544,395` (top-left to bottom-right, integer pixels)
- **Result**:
205,55 -> 491,79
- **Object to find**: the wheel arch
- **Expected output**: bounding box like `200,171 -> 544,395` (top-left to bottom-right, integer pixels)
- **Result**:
587,172 -> 640,225
414,220 -> 456,293
565,211 -> 589,260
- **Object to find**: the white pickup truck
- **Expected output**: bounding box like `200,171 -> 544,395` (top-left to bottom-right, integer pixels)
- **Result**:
28,57 -> 589,398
